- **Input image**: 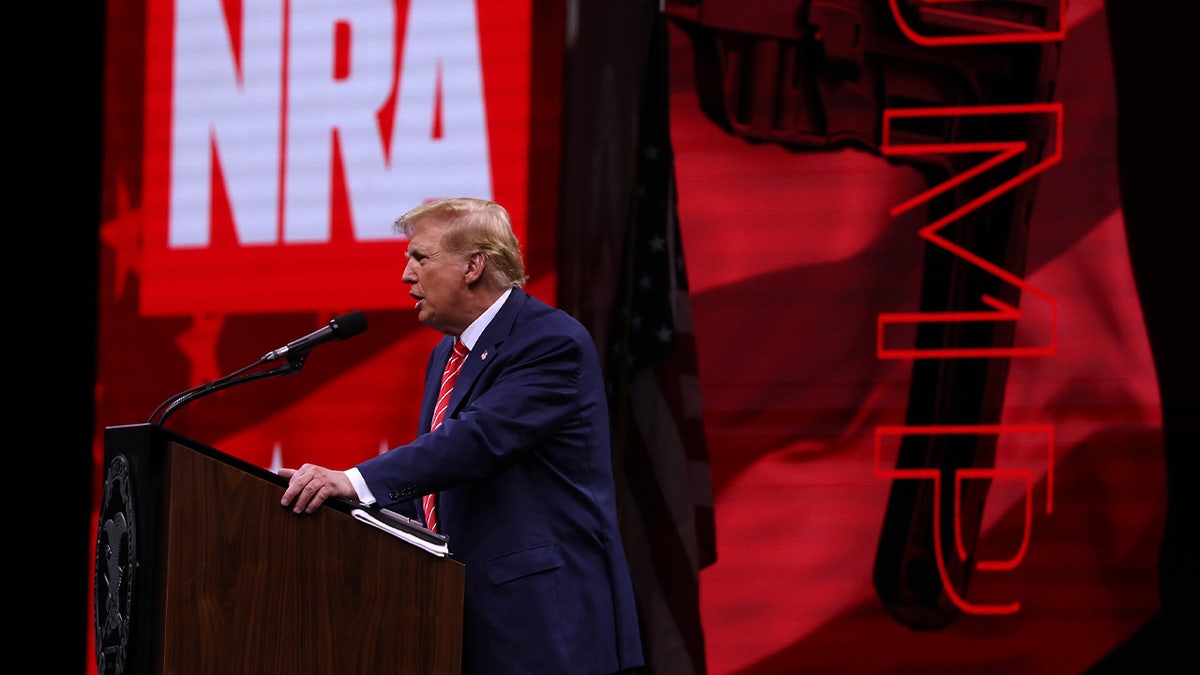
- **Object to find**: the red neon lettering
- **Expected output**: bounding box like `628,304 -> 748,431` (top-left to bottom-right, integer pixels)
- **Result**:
875,424 -> 1056,614
877,103 -> 1063,360
875,4 -> 1067,616
888,0 -> 1066,46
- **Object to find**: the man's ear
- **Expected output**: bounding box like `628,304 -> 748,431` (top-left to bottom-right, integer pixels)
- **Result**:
464,251 -> 486,284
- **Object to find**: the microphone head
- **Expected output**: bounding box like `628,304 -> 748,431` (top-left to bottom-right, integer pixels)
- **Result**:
329,310 -> 368,340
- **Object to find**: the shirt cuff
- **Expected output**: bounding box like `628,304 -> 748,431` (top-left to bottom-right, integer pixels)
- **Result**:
345,467 -> 376,505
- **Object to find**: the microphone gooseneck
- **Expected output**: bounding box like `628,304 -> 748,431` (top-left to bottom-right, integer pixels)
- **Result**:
148,311 -> 369,426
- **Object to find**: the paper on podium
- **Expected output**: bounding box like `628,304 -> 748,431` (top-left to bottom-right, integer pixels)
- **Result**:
351,506 -> 450,557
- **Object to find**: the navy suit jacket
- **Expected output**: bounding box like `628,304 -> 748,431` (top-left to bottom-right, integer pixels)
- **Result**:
357,288 -> 643,674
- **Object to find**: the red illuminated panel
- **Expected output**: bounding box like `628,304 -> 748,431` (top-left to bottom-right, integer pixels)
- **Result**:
140,0 -> 532,315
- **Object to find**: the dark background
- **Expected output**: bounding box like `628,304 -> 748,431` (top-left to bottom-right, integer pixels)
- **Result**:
10,3 -> 104,669
10,2 -> 1195,671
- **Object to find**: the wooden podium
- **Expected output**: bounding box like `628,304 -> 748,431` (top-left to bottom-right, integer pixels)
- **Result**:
94,424 -> 464,675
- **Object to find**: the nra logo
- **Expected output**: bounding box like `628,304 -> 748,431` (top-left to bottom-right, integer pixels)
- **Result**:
141,0 -> 532,314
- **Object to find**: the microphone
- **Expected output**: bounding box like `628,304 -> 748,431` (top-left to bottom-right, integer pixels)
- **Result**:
262,311 -> 368,362
149,310 -> 369,426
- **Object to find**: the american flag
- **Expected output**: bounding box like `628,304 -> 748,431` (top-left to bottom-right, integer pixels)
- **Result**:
607,12 -> 717,674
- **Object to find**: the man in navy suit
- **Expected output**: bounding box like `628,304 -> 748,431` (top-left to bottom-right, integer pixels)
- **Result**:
280,197 -> 643,674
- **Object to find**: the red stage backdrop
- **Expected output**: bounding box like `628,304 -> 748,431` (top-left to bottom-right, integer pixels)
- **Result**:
91,0 -> 545,668
93,0 -> 1166,673
665,0 -> 1163,672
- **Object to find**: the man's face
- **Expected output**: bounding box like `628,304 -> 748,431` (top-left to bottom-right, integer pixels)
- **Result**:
402,218 -> 472,335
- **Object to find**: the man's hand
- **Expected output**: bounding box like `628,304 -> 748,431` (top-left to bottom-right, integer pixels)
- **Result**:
279,464 -> 355,513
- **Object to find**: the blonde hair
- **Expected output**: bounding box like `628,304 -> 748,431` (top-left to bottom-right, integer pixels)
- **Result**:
395,197 -> 528,287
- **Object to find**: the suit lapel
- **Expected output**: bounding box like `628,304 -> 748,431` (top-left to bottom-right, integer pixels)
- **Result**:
446,287 -> 526,416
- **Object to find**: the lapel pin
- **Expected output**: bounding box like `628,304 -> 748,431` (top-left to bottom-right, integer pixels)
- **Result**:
480,349 -> 489,361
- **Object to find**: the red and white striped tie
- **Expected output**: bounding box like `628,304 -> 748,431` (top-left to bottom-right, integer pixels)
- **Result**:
423,338 -> 469,532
